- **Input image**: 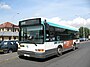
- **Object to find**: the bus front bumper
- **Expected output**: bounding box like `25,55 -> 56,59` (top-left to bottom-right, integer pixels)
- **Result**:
17,50 -> 45,59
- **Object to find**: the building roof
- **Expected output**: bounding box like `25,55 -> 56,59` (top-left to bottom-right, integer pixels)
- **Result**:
0,31 -> 19,36
0,22 -> 19,28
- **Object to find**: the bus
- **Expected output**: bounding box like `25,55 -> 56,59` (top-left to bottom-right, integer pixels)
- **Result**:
17,18 -> 79,58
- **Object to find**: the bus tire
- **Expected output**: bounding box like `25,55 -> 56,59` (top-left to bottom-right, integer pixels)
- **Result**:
75,43 -> 79,49
72,46 -> 75,51
57,46 -> 62,57
72,43 -> 76,51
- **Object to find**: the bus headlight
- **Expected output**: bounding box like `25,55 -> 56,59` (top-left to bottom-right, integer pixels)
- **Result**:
35,49 -> 44,52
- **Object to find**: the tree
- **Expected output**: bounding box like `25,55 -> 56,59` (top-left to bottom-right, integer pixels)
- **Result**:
79,27 -> 90,38
84,27 -> 89,38
79,27 -> 83,38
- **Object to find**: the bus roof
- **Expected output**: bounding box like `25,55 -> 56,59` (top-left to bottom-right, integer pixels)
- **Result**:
42,21 -> 79,32
19,17 -> 78,32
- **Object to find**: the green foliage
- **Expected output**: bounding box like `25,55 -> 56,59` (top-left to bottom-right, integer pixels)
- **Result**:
79,27 -> 90,38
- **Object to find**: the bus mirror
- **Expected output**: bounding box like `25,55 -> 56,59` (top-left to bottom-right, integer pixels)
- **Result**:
44,20 -> 49,30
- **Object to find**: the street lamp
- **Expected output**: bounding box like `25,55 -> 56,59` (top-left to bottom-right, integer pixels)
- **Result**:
10,13 -> 20,22
11,13 -> 20,40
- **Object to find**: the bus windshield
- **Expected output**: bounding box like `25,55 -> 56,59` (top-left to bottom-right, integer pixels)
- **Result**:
20,25 -> 44,44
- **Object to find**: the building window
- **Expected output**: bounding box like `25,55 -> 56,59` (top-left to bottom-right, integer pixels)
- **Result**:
9,36 -> 11,40
16,29 -> 19,32
2,28 -> 4,31
2,36 -> 4,41
7,28 -> 9,31
14,37 -> 16,40
15,29 -> 16,32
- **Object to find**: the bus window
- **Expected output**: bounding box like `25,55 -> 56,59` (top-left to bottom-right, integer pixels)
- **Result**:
20,25 -> 44,44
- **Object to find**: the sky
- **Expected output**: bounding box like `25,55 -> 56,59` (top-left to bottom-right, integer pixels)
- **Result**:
0,0 -> 90,29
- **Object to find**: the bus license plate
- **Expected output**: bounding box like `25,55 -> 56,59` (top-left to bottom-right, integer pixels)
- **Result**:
24,54 -> 30,57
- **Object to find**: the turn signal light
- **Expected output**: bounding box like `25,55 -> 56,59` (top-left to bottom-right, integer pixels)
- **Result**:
35,49 -> 44,52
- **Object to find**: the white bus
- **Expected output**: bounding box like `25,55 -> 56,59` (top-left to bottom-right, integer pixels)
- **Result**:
17,18 -> 79,58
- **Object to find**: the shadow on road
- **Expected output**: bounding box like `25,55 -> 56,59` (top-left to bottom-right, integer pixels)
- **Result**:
19,55 -> 57,62
0,52 -> 16,55
0,52 -> 4,54
18,49 -> 78,62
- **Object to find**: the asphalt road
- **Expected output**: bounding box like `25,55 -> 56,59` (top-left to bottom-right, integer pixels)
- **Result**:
0,41 -> 90,67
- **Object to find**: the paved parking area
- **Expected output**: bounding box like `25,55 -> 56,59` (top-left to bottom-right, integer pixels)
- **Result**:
0,52 -> 18,63
0,41 -> 90,67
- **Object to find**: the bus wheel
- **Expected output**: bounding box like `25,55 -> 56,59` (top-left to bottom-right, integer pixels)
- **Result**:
57,46 -> 62,57
72,45 -> 76,51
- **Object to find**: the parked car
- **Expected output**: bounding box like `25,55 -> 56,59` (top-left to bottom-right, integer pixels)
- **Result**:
0,40 -> 18,54
79,38 -> 88,42
0,40 -> 2,43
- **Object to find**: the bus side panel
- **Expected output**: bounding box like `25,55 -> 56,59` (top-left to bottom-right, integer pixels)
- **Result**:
63,40 -> 73,49
44,42 -> 59,57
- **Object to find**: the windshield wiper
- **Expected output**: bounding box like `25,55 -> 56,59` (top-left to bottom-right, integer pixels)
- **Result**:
31,41 -> 37,46
21,40 -> 37,46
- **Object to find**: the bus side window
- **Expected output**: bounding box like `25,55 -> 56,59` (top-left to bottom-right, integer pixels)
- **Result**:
46,30 -> 55,42
50,37 -> 55,41
49,31 -> 55,41
46,34 -> 49,39
46,30 -> 50,42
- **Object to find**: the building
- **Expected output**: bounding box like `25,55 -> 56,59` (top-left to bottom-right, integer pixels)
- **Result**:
0,22 -> 19,41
